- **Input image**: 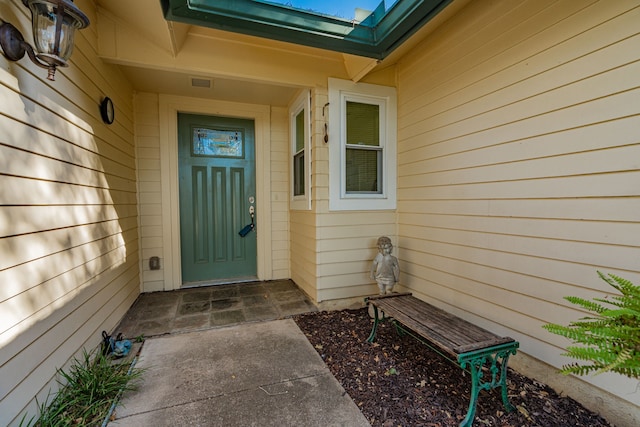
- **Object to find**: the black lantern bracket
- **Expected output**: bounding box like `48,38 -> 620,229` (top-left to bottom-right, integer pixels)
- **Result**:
0,21 -> 57,77
0,0 -> 89,81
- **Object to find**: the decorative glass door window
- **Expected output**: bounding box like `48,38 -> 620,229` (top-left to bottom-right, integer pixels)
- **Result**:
193,128 -> 244,158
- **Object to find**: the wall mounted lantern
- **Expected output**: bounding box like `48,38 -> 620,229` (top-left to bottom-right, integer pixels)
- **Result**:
0,0 -> 89,81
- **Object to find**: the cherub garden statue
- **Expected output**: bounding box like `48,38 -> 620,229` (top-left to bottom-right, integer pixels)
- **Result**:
371,236 -> 399,295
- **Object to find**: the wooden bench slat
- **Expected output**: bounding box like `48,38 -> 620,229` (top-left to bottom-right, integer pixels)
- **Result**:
375,304 -> 461,357
373,295 -> 494,343
367,292 -> 413,301
455,337 -> 515,354
369,294 -> 514,354
398,297 -> 504,347
372,299 -> 462,354
384,297 -> 493,344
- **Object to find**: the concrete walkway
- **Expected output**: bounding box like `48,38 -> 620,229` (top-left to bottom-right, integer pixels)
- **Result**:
110,319 -> 370,427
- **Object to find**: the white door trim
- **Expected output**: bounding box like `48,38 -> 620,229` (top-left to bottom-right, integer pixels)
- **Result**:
159,95 -> 272,290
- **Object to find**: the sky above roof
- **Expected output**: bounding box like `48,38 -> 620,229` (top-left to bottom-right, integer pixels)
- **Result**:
263,0 -> 399,20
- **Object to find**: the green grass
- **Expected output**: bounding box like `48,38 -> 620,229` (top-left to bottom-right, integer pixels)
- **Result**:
21,348 -> 144,426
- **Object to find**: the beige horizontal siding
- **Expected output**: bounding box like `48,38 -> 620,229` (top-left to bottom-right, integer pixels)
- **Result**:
0,1 -> 139,424
315,212 -> 396,298
399,197 -> 640,221
396,0 -> 640,409
270,107 -> 290,279
289,89 -> 325,300
290,211 -> 317,299
290,87 -> 399,301
134,93 -> 164,291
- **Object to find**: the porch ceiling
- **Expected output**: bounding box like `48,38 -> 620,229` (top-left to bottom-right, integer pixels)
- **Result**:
117,66 -> 299,107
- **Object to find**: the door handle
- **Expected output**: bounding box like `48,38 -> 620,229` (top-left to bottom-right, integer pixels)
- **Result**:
238,205 -> 255,237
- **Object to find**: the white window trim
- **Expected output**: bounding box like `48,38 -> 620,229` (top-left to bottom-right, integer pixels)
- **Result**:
290,89 -> 311,210
328,78 -> 397,211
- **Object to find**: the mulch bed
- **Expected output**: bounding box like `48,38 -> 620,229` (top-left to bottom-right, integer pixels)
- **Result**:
293,308 -> 613,427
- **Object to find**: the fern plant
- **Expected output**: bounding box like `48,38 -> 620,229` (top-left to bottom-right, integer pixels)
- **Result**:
543,271 -> 640,379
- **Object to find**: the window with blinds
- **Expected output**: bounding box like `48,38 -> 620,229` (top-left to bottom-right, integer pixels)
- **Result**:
328,78 -> 397,211
293,109 -> 305,196
346,101 -> 381,193
290,90 -> 311,209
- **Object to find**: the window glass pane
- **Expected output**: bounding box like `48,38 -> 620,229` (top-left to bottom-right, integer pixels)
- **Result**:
346,101 -> 379,147
295,110 -> 305,152
294,151 -> 305,196
290,90 -> 310,209
346,148 -> 381,193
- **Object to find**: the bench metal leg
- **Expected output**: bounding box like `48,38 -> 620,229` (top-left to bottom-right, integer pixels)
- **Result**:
366,303 -> 380,343
392,319 -> 407,337
457,342 -> 519,427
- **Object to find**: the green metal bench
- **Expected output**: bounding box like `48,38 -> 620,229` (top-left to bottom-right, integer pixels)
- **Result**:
365,292 -> 519,427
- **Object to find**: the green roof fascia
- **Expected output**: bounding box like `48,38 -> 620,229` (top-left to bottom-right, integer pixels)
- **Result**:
372,0 -> 451,58
161,0 -> 375,57
161,0 -> 451,59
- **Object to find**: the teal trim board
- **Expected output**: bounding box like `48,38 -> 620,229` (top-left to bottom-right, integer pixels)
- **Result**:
161,0 -> 452,59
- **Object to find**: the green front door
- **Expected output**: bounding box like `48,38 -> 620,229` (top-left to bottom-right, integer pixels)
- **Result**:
178,113 -> 257,284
